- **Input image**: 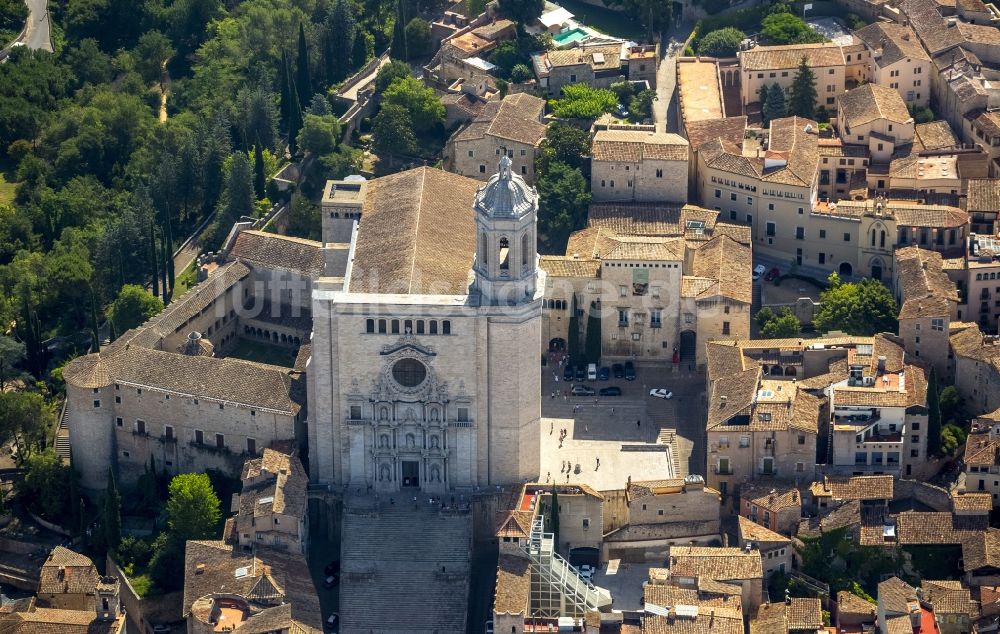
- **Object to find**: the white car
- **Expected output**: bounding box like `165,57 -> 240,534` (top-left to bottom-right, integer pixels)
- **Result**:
649,389 -> 673,399
578,565 -> 595,581
752,264 -> 766,281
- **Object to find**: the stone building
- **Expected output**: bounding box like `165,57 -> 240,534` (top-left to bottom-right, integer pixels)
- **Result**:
226,448 -> 309,554
854,22 -> 932,108
962,409 -> 1000,503
738,483 -> 803,536
965,178 -> 1000,234
750,598 -> 824,634
951,323 -> 1000,414
642,573 -> 745,633
667,545 -> 765,616
444,93 -> 547,184
738,42 -> 866,110
538,203 -> 752,368
836,83 -> 915,165
737,516 -> 792,579
38,547 -> 120,616
590,130 -> 689,203
530,43 -> 625,94
308,161 -> 542,493
894,246 -> 960,378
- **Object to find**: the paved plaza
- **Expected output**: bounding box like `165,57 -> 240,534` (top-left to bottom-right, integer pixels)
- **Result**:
538,359 -> 708,490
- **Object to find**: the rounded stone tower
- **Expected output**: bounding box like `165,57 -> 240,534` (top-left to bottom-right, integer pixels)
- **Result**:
62,354 -> 115,491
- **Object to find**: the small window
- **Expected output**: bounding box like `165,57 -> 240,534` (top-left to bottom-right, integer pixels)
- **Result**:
366,319 -> 375,333
457,407 -> 469,422
351,405 -> 362,419
247,438 -> 257,454
165,425 -> 174,440
116,417 -> 123,427
136,420 -> 146,435
442,321 -> 451,335
195,430 -> 204,444
93,400 -> 101,408
216,433 -> 225,449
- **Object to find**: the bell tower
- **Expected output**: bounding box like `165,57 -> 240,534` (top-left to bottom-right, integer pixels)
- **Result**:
473,155 -> 538,305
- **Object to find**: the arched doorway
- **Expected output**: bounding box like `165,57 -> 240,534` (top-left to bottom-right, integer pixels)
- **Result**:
870,257 -> 884,281
838,262 -> 853,278
549,338 -> 566,351
679,330 -> 697,364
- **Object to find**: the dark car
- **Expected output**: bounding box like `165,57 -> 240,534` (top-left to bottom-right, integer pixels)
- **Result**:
624,361 -> 636,381
564,364 -> 575,381
324,560 -> 340,576
764,266 -> 780,282
612,363 -> 625,379
598,386 -> 622,396
571,385 -> 596,396
598,367 -> 610,381
575,366 -> 586,381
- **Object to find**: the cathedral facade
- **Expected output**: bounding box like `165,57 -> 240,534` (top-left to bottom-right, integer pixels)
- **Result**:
308,159 -> 543,493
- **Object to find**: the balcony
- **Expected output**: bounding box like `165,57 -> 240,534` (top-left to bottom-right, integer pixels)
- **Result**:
714,465 -> 733,475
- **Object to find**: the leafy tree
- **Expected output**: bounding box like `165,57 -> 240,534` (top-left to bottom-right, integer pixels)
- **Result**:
510,63 -> 533,83
788,57 -> 818,118
0,0 -> 27,33
319,145 -> 363,180
116,535 -> 154,570
405,18 -> 432,59
939,386 -> 965,426
297,114 -> 343,156
814,273 -> 898,336
941,423 -> 968,455
909,104 -> 935,124
103,468 -> 122,553
927,368 -> 942,457
381,76 -> 444,132
107,285 -> 164,336
536,161 -> 590,251
375,59 -> 412,93
0,336 -> 26,391
19,449 -> 71,520
697,27 -> 746,57
499,0 -> 544,28
489,41 -> 526,78
761,12 -> 822,45
209,152 -> 255,248
308,94 -> 333,116
296,23 -> 312,105
166,473 -> 221,540
134,31 -> 175,85
537,122 -> 591,175
324,0 -> 356,84
549,84 -> 618,119
372,104 -> 417,159
64,39 -> 114,87
285,197 -> 322,241
0,391 -> 53,458
585,303 -> 602,364
763,83 -> 786,125
629,89 -> 657,121
758,307 -> 801,338
149,532 -> 184,592
391,0 -> 408,60
610,81 -> 635,105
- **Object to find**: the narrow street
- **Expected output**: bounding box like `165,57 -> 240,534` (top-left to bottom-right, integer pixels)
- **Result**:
653,22 -> 694,133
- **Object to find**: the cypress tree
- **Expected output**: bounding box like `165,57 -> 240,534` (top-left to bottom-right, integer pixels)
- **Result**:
390,0 -> 408,61
149,221 -> 159,299
104,467 -> 122,553
254,143 -> 267,200
927,368 -> 942,456
164,212 -> 175,295
584,301 -> 601,364
296,23 -> 311,106
352,26 -> 369,69
759,83 -> 770,124
89,285 -> 100,352
279,49 -> 291,128
287,74 -> 303,157
763,83 -> 786,125
550,484 -> 560,552
160,232 -> 169,305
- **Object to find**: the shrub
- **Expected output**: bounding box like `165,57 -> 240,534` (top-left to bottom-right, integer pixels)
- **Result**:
697,27 -> 745,57
549,84 -> 617,119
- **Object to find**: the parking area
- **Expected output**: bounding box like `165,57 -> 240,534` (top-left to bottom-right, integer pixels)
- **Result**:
540,359 -> 707,488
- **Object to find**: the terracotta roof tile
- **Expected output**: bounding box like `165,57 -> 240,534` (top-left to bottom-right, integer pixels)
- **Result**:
230,230 -> 325,278
962,527 -> 1000,570
668,546 -> 763,580
915,121 -> 959,150
493,555 -> 529,615
809,475 -> 894,501
896,510 -> 988,544
740,42 -> 846,71
592,130 -> 689,162
855,22 -> 930,66
837,591 -> 877,618
538,256 -> 600,278
965,178 -> 1000,213
737,515 -> 791,545
839,83 -> 912,128
686,117 -> 747,153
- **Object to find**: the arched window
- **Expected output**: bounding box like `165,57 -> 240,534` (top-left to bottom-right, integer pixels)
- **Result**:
880,230 -> 886,248
480,234 -> 488,266
366,319 -> 375,333
871,229 -> 876,246
521,232 -> 531,268
499,237 -> 510,270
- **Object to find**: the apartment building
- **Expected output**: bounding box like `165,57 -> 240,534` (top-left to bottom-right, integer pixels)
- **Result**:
963,410 -> 1000,503
739,483 -> 802,535
965,178 -> 1000,233
590,129 -> 689,203
737,516 -> 792,578
836,83 -> 915,165
444,92 -> 546,183
739,42 -> 866,109
531,43 -> 625,94
227,448 -> 309,554
667,546 -> 765,616
642,571 -> 745,633
854,22 -> 932,107
950,322 -> 1000,415
967,232 -> 1000,331
751,598 -> 824,634
539,203 -> 752,367
894,247 -> 961,378
809,474 -> 894,511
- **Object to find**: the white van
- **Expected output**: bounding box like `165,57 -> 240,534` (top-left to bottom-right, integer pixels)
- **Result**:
587,363 -> 598,381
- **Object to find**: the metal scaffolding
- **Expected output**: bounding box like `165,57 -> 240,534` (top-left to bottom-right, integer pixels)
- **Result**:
523,516 -> 612,618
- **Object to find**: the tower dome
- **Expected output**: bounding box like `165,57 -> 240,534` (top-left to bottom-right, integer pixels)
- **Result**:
474,155 -> 536,218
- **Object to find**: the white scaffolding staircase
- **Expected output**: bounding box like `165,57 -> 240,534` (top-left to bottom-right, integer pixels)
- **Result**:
523,516 -> 612,618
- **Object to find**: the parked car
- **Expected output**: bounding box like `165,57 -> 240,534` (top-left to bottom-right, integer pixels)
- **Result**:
598,386 -> 622,396
752,264 -> 767,281
598,367 -> 610,381
612,363 -> 625,379
324,574 -> 339,588
326,613 -> 339,631
575,366 -> 586,381
649,389 -> 673,399
614,104 -> 629,118
324,560 -> 340,576
564,364 -> 575,381
587,363 -> 598,380
571,385 -> 596,396
151,626 -> 171,634
764,266 -> 780,282
578,565 -> 595,581
624,361 -> 636,381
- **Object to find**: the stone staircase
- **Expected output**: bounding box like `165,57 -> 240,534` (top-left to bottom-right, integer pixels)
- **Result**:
54,401 -> 70,461
339,498 -> 472,633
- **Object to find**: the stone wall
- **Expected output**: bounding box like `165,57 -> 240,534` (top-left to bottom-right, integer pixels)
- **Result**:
106,556 -> 183,634
601,489 -> 629,534
893,479 -> 951,511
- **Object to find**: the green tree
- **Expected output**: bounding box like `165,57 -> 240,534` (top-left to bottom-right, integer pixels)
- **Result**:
353,27 -> 373,69
285,197 -> 322,241
537,122 -> 591,175
759,307 -> 801,338
549,84 -> 618,119
166,473 -> 221,540
149,532 -> 184,592
107,284 -> 164,335
103,468 -> 122,553
209,152 -> 255,248
382,76 -> 444,132
814,275 -> 898,335
296,23 -> 312,105
629,89 -> 657,121
0,336 -> 26,391
510,63 -> 533,83
19,449 -> 71,520
939,386 -> 965,426
585,303 -> 602,364
372,104 -> 417,160
763,83 -> 786,125
697,27 -> 746,57
287,57 -> 304,156
324,0 -> 356,84
610,80 -> 635,104
134,30 -> 175,85
319,145 -> 363,180
235,86 -> 279,153
405,18 -> 432,59
375,59 -> 412,93
536,161 -> 590,251
927,368 -> 942,456
788,57 -> 818,118
297,114 -> 343,156
0,391 -> 53,458
308,94 -> 333,116
499,0 -> 544,28
391,0 -> 408,60
761,12 -> 822,45
253,143 -> 267,200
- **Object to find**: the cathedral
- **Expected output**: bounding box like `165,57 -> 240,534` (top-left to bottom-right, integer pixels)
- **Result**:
308,157 -> 544,493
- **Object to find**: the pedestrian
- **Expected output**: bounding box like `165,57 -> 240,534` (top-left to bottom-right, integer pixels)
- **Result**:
567,473 -> 570,482
596,457 -> 600,470
611,407 -> 615,415
551,391 -> 555,399
546,471 -> 550,482
637,419 -> 641,428
550,421 -> 554,434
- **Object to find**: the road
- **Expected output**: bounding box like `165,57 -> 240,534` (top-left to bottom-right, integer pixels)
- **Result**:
22,0 -> 51,51
654,22 -> 694,134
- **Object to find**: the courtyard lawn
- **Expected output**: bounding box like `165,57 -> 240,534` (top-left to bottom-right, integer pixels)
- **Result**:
0,160 -> 18,205
171,261 -> 199,300
555,0 -> 647,41
226,339 -> 298,368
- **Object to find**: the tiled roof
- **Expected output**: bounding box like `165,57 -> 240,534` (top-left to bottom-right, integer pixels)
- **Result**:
855,22 -> 930,66
895,510 -> 988,544
230,230 -> 325,278
837,590 -> 877,618
962,527 -> 1000,570
896,246 -> 960,319
831,365 -> 927,409
951,491 -> 992,512
705,341 -> 746,381
761,116 -> 819,187
586,203 -> 720,238
750,598 -> 823,634
592,130 -> 689,162
809,475 -> 894,501
38,547 -> 100,597
879,576 -> 918,614
627,478 -> 686,500
348,167 -> 482,295
740,42 -> 846,70
740,483 -> 802,513
477,93 -> 546,146
950,323 -> 1000,371
644,581 -> 743,611
893,203 -> 968,228
668,546 -> 763,580
957,20 -> 1000,46
965,178 -> 1000,213
605,239 -> 685,262
915,121 -> 959,150
737,515 -> 791,545
839,83 -> 912,128
538,256 -> 600,278
884,614 -> 914,634
689,235 -> 753,304
0,608 -> 120,634
964,429 -> 1000,466
685,117 -> 747,153
493,555 -> 529,615
237,449 -> 308,522
644,606 -> 744,634
495,510 -> 533,538
923,579 -> 978,617
543,44 -> 623,71
901,0 -> 965,54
